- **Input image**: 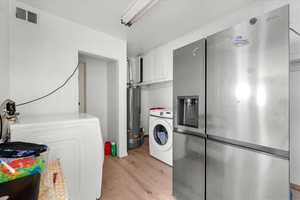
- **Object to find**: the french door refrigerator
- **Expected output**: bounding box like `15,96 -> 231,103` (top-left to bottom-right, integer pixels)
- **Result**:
206,5 -> 290,200
173,39 -> 206,200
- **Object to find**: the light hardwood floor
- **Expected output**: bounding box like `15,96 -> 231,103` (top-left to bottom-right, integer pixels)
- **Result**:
101,137 -> 300,200
101,137 -> 174,200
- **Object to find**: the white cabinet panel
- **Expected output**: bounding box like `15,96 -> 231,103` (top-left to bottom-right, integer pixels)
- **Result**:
154,47 -> 166,81
164,49 -> 173,81
142,46 -> 173,83
10,114 -> 104,200
143,52 -> 154,82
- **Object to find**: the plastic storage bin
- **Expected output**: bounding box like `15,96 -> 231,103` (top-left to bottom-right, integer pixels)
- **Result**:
0,142 -> 48,200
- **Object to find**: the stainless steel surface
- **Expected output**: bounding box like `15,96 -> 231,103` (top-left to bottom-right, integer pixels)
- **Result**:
208,134 -> 289,160
173,132 -> 205,200
127,86 -> 141,132
127,58 -> 141,84
173,39 -> 206,135
174,128 -> 206,138
206,140 -> 289,200
173,39 -> 206,200
206,6 -> 289,151
127,86 -> 143,150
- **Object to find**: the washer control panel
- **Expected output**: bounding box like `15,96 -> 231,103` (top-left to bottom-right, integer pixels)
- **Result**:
150,109 -> 173,119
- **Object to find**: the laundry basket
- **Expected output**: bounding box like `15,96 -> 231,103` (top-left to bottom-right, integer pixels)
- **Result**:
0,142 -> 48,200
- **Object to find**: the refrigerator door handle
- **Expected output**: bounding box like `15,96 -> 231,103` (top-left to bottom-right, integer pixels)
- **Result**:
207,134 -> 290,160
174,128 -> 206,139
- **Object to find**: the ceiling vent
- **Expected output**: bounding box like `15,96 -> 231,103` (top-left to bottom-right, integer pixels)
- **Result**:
15,7 -> 38,24
16,7 -> 26,20
27,11 -> 37,24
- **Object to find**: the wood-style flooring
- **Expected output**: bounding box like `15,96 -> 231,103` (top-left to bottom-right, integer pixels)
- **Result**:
101,137 -> 175,200
101,137 -> 300,200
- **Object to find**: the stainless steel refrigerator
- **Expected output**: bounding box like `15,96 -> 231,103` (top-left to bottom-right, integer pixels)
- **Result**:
206,5 -> 289,200
173,5 -> 290,200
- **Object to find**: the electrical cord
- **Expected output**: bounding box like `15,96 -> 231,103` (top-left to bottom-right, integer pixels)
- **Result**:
290,27 -> 300,36
16,62 -> 81,107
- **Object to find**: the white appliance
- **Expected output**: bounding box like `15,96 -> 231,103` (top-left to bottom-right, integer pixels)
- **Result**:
149,109 -> 173,166
10,113 -> 104,200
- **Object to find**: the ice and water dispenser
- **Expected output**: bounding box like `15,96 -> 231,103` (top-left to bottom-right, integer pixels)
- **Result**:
177,96 -> 199,129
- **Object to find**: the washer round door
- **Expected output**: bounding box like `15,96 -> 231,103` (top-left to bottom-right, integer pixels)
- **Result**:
150,119 -> 173,151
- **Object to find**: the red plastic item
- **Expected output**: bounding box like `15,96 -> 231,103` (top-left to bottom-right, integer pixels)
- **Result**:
104,141 -> 112,156
149,107 -> 165,111
53,172 -> 58,185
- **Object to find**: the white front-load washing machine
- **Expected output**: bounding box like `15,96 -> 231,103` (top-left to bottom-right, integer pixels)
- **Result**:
149,109 -> 173,166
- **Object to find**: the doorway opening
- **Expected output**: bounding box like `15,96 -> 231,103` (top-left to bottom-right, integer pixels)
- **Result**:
78,52 -> 118,144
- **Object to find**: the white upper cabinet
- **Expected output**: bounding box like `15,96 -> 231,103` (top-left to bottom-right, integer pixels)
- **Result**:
142,51 -> 155,82
142,46 -> 173,84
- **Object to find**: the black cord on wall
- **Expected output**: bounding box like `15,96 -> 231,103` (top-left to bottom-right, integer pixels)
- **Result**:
290,27 -> 300,36
16,62 -> 81,107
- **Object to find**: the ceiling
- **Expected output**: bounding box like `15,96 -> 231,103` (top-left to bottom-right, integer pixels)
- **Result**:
126,0 -> 256,55
17,0 -> 296,56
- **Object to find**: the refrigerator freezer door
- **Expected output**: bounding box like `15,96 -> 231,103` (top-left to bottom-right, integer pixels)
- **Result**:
206,140 -> 289,200
206,6 -> 289,151
173,39 -> 206,134
173,132 -> 205,200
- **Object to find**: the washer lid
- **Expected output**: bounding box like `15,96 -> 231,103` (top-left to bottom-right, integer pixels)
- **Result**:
150,119 -> 173,151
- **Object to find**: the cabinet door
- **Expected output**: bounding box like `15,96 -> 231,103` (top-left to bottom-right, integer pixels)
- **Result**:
154,47 -> 172,81
164,49 -> 173,80
154,47 -> 165,81
143,47 -> 173,82
158,46 -> 172,81
142,53 -> 154,82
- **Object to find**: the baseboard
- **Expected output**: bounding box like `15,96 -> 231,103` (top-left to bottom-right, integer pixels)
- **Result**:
291,183 -> 300,192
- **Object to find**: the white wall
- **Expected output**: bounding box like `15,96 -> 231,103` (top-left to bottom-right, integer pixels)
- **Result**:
0,0 -> 10,103
83,56 -> 109,141
79,55 -> 118,143
141,82 -> 172,134
107,62 -> 118,143
9,1 -> 128,157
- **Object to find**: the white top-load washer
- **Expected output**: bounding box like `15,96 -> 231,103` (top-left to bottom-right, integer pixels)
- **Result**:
149,108 -> 173,166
